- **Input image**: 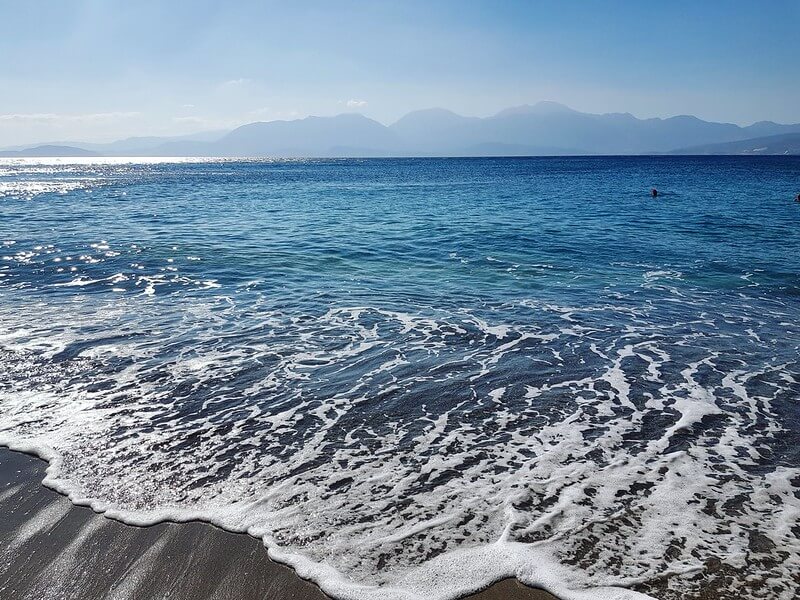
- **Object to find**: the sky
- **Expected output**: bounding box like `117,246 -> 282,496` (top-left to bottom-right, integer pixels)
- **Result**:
1,0 -> 799,146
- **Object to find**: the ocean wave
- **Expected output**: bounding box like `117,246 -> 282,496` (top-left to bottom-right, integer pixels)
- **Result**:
0,292 -> 797,600
2,156 -> 799,600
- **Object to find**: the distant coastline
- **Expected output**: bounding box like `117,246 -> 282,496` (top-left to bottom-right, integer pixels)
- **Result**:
3,102 -> 800,158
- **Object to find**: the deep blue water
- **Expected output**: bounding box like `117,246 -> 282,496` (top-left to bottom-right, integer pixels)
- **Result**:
0,157 -> 798,600
5,157 -> 800,304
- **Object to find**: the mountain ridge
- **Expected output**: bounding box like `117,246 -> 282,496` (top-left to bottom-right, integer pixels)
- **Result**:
3,103 -> 800,157
0,145 -> 100,157
669,132 -> 800,155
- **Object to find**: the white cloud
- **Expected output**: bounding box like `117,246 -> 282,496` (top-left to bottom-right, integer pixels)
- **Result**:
220,78 -> 252,88
346,99 -> 368,108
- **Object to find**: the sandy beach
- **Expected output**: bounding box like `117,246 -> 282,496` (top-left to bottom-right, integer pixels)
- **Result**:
0,449 -> 558,600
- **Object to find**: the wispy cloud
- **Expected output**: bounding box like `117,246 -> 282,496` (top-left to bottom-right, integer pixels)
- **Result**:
220,78 -> 252,88
345,99 -> 368,108
0,111 -> 140,123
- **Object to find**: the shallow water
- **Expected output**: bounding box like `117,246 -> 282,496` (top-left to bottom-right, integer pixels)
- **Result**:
0,156 -> 798,600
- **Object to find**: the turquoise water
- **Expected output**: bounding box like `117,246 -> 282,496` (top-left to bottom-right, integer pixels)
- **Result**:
0,157 -> 798,600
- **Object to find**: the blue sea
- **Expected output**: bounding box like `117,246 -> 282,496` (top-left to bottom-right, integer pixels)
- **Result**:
0,156 -> 798,600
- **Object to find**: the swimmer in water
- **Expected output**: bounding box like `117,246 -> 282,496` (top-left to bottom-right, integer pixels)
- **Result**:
651,188 -> 658,198
796,193 -> 800,203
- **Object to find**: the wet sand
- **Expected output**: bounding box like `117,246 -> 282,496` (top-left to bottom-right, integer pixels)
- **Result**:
0,449 -> 558,600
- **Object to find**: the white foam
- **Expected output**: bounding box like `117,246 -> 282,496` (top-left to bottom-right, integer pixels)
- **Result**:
0,294 -> 798,600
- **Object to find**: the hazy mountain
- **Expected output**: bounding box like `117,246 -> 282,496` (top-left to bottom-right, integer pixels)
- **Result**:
393,102 -> 757,154
82,131 -> 227,155
741,121 -> 800,138
460,142 -> 586,156
214,114 -> 402,157
669,132 -> 800,155
0,145 -> 100,157
0,131 -> 226,155
493,101 -> 580,118
3,103 -> 800,157
389,108 -> 482,152
390,101 -> 800,155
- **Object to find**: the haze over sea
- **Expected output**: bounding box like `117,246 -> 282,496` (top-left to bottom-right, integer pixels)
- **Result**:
0,156 -> 799,600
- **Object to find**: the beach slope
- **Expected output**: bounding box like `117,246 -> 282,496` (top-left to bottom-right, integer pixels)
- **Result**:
0,449 -> 557,600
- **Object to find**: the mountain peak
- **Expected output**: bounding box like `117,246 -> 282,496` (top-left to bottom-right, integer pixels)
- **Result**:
493,101 -> 577,118
533,100 -> 575,113
327,112 -> 375,121
391,108 -> 466,127
6,104 -> 800,157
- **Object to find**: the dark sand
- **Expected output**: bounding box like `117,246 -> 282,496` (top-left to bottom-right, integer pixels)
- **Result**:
0,449 -> 558,600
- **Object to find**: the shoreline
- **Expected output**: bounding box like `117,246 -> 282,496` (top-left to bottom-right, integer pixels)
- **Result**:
0,447 -> 558,600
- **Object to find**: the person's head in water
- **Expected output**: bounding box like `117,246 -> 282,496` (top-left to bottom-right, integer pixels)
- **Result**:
651,188 -> 658,198
796,193 -> 800,203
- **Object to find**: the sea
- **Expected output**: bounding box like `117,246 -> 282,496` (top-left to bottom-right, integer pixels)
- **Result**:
0,156 -> 798,600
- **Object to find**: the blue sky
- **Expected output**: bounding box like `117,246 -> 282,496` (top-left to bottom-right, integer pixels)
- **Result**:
1,0 -> 799,145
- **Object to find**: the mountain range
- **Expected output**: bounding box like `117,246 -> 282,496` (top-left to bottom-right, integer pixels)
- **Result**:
3,102 -> 800,157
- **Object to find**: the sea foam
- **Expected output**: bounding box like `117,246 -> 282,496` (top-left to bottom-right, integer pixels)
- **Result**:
1,294 -> 797,600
